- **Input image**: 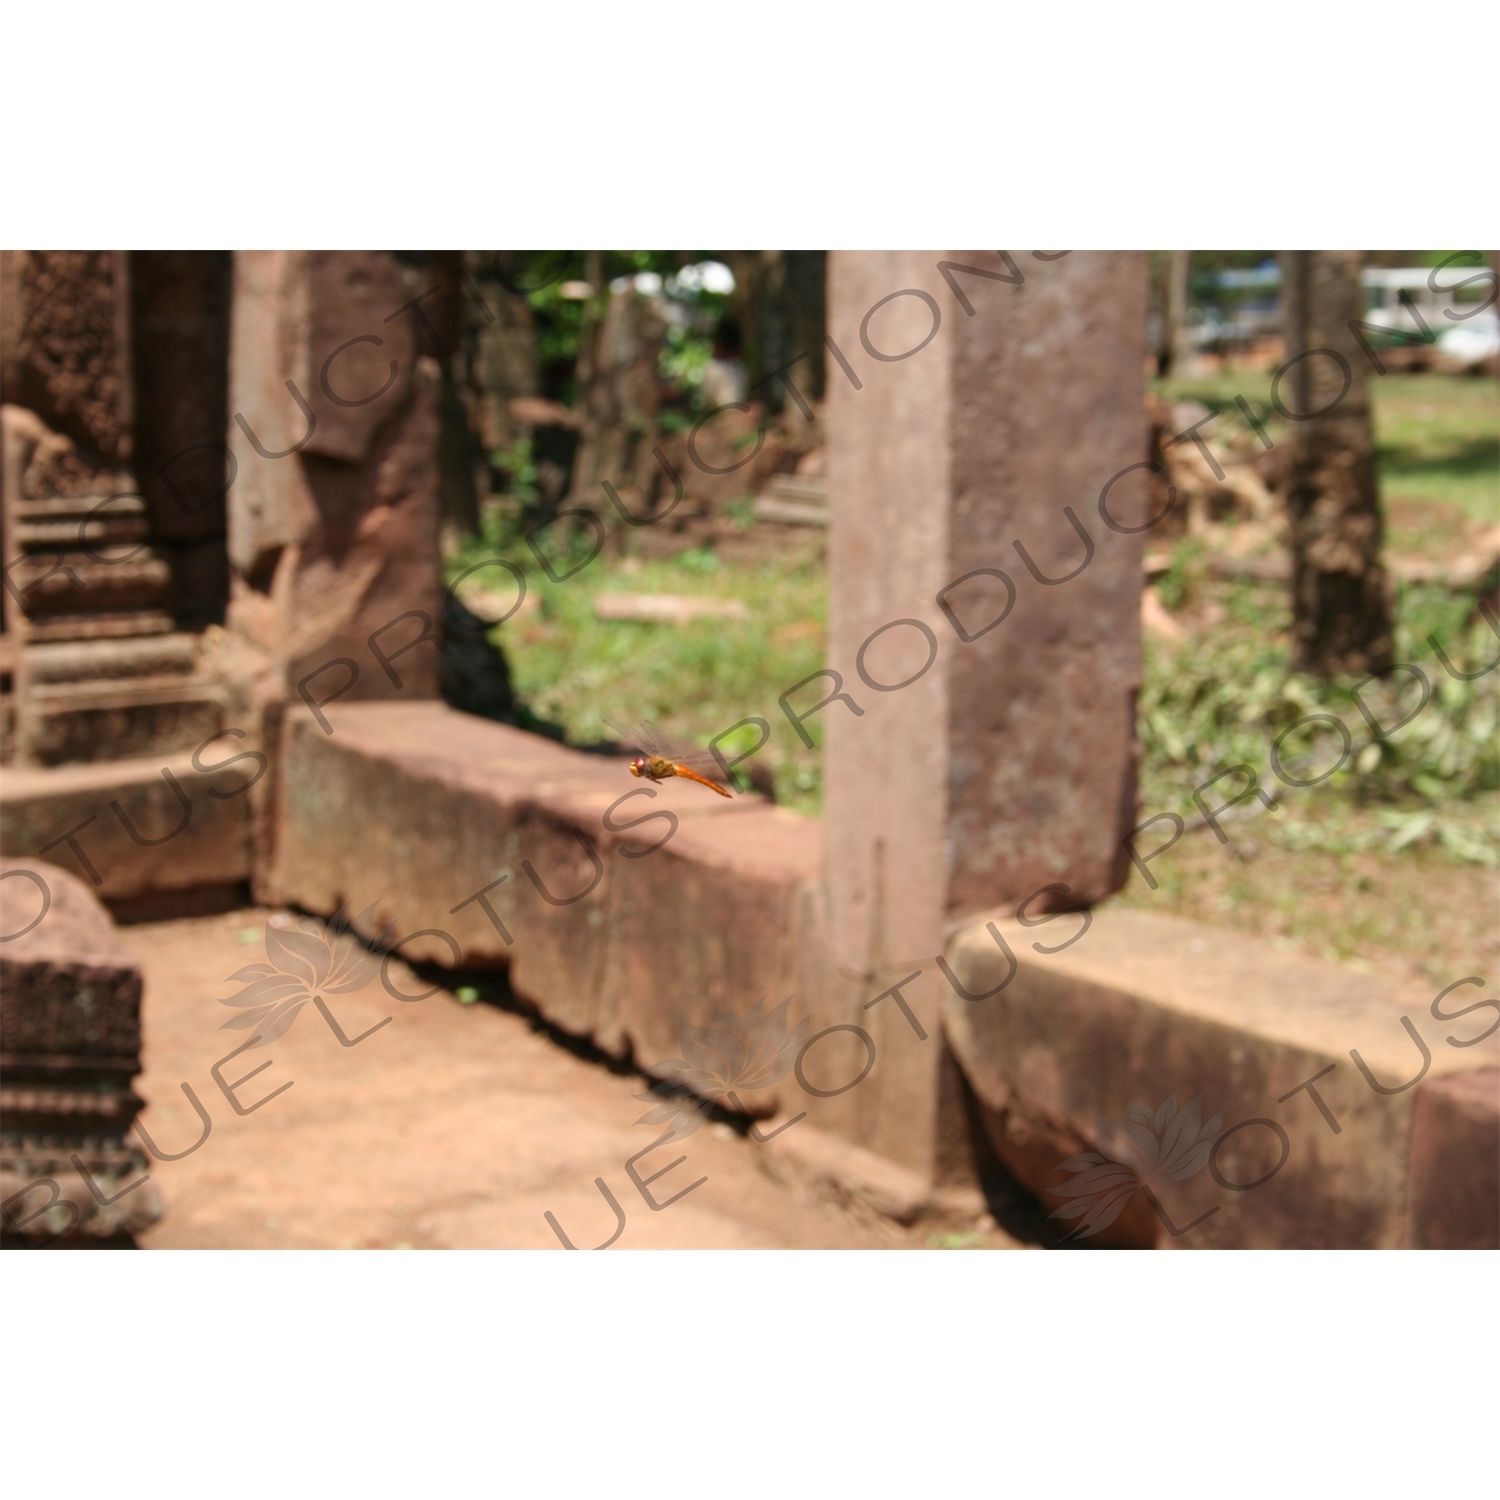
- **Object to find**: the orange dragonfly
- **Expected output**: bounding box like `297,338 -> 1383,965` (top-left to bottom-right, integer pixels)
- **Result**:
603,718 -> 735,799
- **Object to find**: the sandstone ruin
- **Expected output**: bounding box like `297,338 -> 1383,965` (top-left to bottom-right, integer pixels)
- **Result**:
3,250 -> 1494,1249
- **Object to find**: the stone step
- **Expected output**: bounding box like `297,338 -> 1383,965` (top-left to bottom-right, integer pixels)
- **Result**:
752,496 -> 831,527
12,493 -> 147,521
13,515 -> 152,551
23,611 -> 177,643
754,473 -> 831,526
941,906 -> 1500,1249
21,679 -> 225,766
26,633 -> 199,685
767,473 -> 829,506
7,549 -> 171,617
10,494 -> 151,565
0,753 -> 254,901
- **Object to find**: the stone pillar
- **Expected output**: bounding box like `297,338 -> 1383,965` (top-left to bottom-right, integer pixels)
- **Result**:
1,250 -> 226,766
222,251 -> 453,901
224,251 -> 448,710
818,250 -> 1149,1180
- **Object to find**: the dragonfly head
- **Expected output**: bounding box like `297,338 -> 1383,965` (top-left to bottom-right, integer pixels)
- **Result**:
628,757 -> 649,778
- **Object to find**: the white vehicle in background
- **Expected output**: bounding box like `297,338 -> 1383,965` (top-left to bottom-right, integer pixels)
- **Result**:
1361,265 -> 1500,368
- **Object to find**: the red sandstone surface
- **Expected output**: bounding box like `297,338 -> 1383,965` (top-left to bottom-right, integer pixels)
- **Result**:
128,909 -> 1019,1250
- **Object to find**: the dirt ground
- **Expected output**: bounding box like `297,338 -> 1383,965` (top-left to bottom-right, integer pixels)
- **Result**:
128,908 -> 1019,1251
1107,816 -> 1500,988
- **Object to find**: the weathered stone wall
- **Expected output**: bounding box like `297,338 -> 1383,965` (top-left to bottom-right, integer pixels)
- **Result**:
225,251 -> 448,703
0,251 -> 133,474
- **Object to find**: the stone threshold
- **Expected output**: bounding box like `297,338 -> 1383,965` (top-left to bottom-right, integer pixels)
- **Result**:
942,907 -> 1499,1249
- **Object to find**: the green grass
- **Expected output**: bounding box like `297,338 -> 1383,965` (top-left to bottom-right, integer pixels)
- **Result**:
449,532 -> 829,813
1152,365 -> 1278,415
1153,369 -> 1498,526
1372,375 -> 1499,522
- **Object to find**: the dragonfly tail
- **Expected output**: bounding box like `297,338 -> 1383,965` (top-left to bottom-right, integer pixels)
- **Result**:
673,765 -> 734,798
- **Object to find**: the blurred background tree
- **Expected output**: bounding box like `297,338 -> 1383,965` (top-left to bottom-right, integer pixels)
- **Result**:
1279,249 -> 1393,677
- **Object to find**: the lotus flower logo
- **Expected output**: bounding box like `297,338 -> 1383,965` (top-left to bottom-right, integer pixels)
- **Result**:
1048,1091 -> 1224,1241
218,908 -> 387,1049
635,996 -> 810,1141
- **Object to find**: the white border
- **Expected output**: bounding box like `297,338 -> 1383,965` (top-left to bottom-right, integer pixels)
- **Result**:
3,3 -> 1495,245
4,1251 -> 1494,1494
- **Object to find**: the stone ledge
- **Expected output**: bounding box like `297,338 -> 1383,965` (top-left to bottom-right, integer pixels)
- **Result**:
273,702 -> 824,1070
941,906 -> 1500,1248
0,753 -> 254,901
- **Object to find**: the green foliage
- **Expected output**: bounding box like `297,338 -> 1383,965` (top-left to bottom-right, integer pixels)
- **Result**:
489,435 -> 538,504
656,264 -> 735,424
673,546 -> 719,575
724,494 -> 757,529
660,321 -> 714,395
1137,369 -> 1499,869
1151,365 -> 1276,414
1154,537 -> 1204,611
515,250 -> 700,404
1138,575 -> 1499,864
926,1231 -> 986,1249
443,541 -> 829,814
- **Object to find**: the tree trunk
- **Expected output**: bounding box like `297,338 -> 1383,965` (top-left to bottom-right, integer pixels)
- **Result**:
1159,249 -> 1191,376
461,251 -> 540,458
1279,249 -> 1393,678
722,250 -> 826,416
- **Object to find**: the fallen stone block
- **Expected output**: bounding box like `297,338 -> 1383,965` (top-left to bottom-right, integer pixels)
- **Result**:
588,594 -> 747,624
752,497 -> 829,527
0,856 -> 163,1246
941,906 -> 1499,1249
1,858 -> 142,1058
592,593 -> 750,625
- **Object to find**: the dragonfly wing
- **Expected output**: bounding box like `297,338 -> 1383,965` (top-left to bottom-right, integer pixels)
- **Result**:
639,720 -> 673,756
603,716 -> 651,754
671,748 -> 729,776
